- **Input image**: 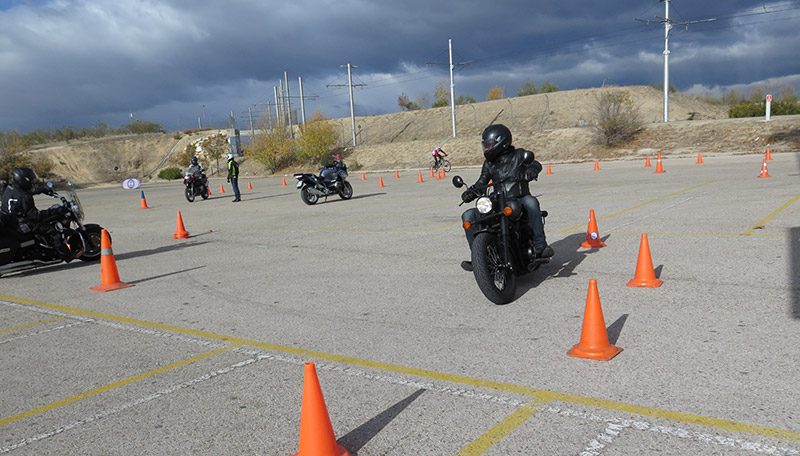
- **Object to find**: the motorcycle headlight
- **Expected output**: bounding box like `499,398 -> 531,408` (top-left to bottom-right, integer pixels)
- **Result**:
476,196 -> 493,214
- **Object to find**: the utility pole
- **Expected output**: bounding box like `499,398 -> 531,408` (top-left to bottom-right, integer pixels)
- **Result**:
426,39 -> 471,137
284,71 -> 293,135
327,64 -> 366,146
298,76 -> 306,125
248,106 -> 255,139
273,86 -> 280,127
636,1 -> 715,122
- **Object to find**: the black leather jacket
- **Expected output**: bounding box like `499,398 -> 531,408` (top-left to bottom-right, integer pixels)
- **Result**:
471,147 -> 543,198
1,185 -> 51,232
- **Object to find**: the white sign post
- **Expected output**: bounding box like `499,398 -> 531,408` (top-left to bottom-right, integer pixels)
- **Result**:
766,94 -> 772,121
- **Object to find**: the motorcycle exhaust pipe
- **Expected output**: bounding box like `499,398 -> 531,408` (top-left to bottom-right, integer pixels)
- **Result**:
307,187 -> 326,196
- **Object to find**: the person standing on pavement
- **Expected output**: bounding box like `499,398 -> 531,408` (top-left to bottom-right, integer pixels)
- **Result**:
226,153 -> 241,202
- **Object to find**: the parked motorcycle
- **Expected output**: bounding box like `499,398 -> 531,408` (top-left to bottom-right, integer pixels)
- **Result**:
293,162 -> 353,205
453,158 -> 549,304
0,181 -> 104,276
183,173 -> 209,202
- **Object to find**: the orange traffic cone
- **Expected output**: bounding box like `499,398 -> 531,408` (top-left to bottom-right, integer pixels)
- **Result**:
627,234 -> 663,287
219,183 -> 225,193
436,169 -> 442,180
567,280 -> 622,361
765,147 -> 773,161
758,160 -> 772,178
282,177 -> 287,187
654,153 -> 664,174
140,190 -> 150,209
645,155 -> 651,167
378,176 -> 385,187
581,209 -> 606,248
248,181 -> 253,190
395,169 -> 400,178
207,187 -> 212,196
593,159 -> 600,171
290,363 -> 351,456
361,172 -> 366,181
174,211 -> 189,239
418,171 -> 424,183
545,163 -> 552,175
441,168 -> 446,178
90,229 -> 134,292
696,152 -> 704,164
429,167 -> 435,178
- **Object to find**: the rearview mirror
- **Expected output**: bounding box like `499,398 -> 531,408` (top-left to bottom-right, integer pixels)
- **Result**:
452,176 -> 465,188
521,150 -> 534,165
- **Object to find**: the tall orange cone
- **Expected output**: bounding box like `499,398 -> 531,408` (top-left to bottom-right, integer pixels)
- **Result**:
765,147 -> 772,161
645,155 -> 651,167
441,168 -> 446,178
696,152 -> 704,164
174,211 -> 189,239
593,159 -> 600,171
545,163 -> 553,175
567,280 -> 622,361
758,160 -> 772,178
378,176 -> 385,187
90,229 -> 134,292
418,171 -> 424,183
207,186 -> 211,196
436,169 -> 442,180
627,234 -> 663,287
581,209 -> 606,248
248,181 -> 253,190
361,172 -> 366,181
219,183 -> 225,193
140,190 -> 150,209
429,167 -> 435,178
282,177 -> 287,187
654,152 -> 664,174
290,363 -> 351,456
395,169 -> 400,178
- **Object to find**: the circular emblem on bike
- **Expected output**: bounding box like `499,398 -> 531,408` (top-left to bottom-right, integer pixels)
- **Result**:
590,231 -> 598,240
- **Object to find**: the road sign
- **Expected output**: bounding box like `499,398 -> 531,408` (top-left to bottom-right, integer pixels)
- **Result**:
766,94 -> 772,102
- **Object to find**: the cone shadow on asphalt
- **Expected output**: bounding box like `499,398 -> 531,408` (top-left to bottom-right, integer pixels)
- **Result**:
128,266 -> 206,285
114,241 -> 210,261
514,233 -> 607,300
337,389 -> 425,455
606,314 -> 629,345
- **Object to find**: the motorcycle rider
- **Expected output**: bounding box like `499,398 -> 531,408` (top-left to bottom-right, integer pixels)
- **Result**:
432,147 -> 448,168
185,156 -> 208,188
1,167 -> 73,260
459,124 -> 553,272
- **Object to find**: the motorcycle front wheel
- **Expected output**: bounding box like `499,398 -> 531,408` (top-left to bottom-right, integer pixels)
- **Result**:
472,233 -> 516,304
339,181 -> 353,200
79,224 -> 104,262
185,185 -> 195,203
300,186 -> 318,205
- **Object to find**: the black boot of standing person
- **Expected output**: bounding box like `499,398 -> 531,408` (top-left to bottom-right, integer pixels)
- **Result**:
227,153 -> 241,202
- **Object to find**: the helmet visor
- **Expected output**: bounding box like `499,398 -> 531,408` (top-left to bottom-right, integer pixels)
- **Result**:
482,139 -> 495,152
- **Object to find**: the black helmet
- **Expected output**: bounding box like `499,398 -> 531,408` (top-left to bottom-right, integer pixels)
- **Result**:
190,156 -> 198,165
11,167 -> 37,191
481,124 -> 512,162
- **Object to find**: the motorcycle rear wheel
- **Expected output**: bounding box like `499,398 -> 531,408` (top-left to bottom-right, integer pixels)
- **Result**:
185,185 -> 195,203
472,233 -> 516,304
339,181 -> 353,200
200,186 -> 209,200
300,186 -> 318,205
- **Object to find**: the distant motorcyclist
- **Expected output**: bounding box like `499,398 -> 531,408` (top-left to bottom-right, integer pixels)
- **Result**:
185,156 -> 208,188
432,147 -> 448,168
459,124 -> 553,272
1,167 -> 72,260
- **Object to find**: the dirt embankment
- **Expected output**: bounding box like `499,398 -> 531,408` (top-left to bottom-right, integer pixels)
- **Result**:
27,86 -> 800,183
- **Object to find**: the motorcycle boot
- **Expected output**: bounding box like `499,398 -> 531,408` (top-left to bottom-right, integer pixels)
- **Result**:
460,260 -> 473,272
534,245 -> 554,259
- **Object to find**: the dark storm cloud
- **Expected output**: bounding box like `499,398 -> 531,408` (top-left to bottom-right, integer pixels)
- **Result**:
0,0 -> 798,132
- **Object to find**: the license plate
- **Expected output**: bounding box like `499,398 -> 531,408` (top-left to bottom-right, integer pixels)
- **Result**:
296,181 -> 303,189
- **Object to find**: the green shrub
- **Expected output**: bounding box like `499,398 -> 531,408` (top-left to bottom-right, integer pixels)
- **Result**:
729,100 -> 800,118
594,90 -> 643,146
158,167 -> 183,180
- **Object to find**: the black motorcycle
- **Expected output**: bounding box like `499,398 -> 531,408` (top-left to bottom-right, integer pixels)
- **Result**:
453,159 -> 549,304
293,162 -> 353,205
0,181 -> 104,276
183,172 -> 209,202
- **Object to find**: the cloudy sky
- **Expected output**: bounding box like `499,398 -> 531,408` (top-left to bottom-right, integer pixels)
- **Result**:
1,0 -> 799,133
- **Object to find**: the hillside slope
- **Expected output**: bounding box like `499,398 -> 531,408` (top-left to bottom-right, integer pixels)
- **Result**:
26,86 -> 800,184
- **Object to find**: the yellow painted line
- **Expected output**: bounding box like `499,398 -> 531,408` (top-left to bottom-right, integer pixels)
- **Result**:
3,295 -> 799,443
558,181 -> 716,234
0,314 -> 71,334
0,345 -> 232,428
742,193 -> 800,236
456,400 -> 546,456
